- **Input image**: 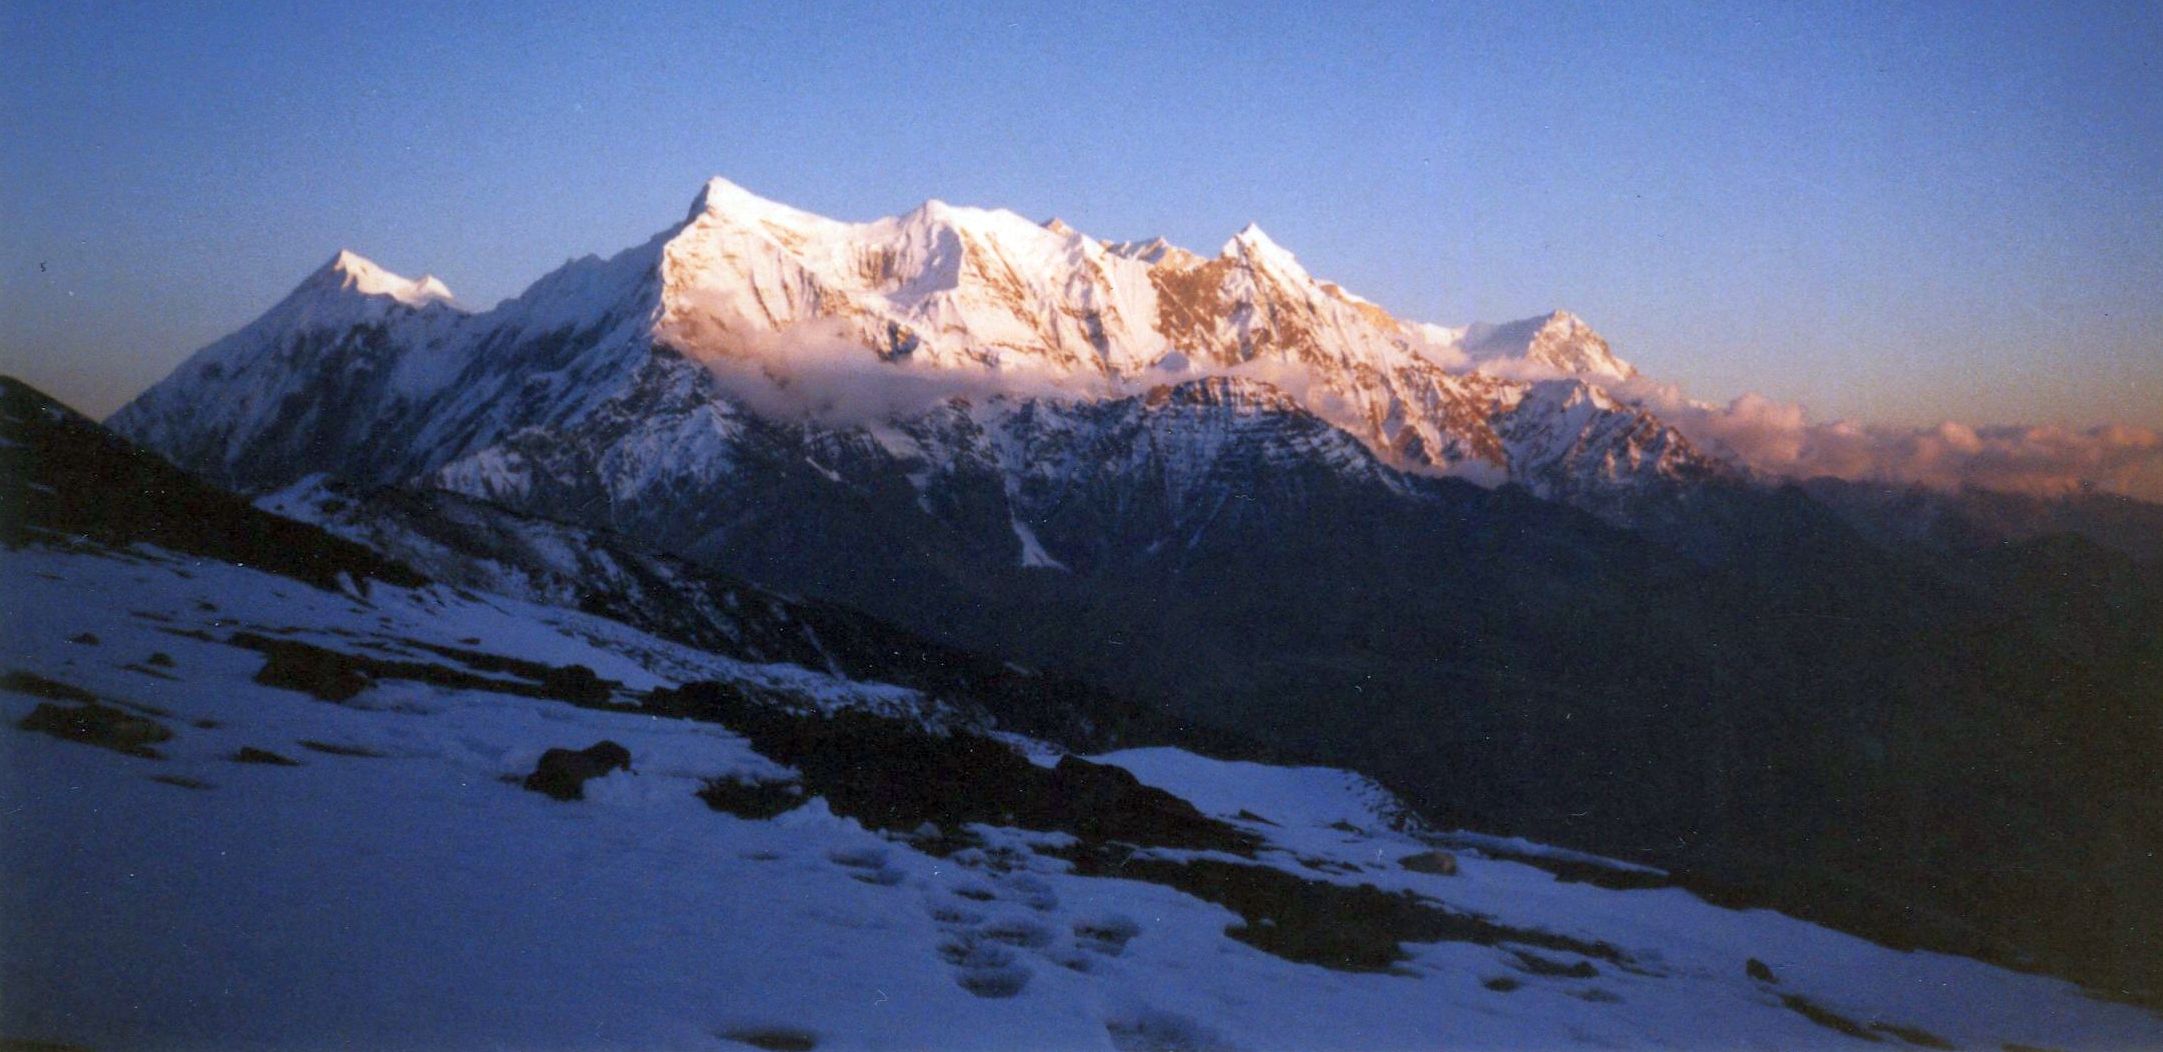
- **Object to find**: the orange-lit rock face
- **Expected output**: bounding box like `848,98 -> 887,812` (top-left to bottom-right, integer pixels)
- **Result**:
1321,283 -> 1404,333
1148,257 -> 1237,362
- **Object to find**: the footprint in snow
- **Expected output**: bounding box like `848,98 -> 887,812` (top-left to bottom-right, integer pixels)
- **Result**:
827,845 -> 906,886
1106,1008 -> 1239,1052
929,904 -> 986,928
997,871 -> 1059,912
980,915 -> 1057,949
1073,914 -> 1142,958
939,933 -> 1032,998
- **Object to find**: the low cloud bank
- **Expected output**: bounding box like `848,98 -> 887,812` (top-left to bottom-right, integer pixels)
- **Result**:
663,308 -> 1368,429
1619,378 -> 2163,499
662,308 -> 1105,426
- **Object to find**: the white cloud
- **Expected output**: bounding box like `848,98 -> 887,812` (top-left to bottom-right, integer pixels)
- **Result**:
1615,377 -> 2163,499
660,306 -> 1099,426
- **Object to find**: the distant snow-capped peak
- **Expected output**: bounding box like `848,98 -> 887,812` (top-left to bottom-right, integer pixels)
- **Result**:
233,248 -> 465,342
1221,223 -> 1308,278
308,250 -> 459,310
318,249 -> 458,307
1459,309 -> 1636,382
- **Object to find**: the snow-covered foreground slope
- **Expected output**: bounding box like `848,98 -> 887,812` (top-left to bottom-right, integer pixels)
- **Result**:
5,543 -> 2157,1051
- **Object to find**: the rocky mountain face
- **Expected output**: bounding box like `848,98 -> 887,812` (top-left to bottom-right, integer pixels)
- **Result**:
97,180 -> 2163,1003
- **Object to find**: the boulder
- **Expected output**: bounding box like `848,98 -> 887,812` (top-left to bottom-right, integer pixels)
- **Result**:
539,663 -> 610,706
252,642 -> 372,701
522,740 -> 632,801
1399,850 -> 1459,876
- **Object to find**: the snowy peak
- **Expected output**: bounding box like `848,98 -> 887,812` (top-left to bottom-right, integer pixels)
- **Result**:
683,176 -> 818,229
656,177 -> 1398,384
1221,222 -> 1308,279
307,250 -> 457,310
652,176 -> 1169,374
1226,222 -> 1273,249
102,247 -> 471,492
1463,310 -> 1634,381
260,247 -> 461,336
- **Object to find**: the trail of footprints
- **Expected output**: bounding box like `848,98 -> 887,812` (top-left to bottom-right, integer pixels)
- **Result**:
824,835 -> 1142,1000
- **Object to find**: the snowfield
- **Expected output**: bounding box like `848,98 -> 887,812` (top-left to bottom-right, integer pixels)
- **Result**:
4,543 -> 2160,1051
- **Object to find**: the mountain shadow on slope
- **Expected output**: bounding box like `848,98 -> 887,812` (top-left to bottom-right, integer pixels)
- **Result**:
538,411 -> 2163,1005
268,478 -> 1217,754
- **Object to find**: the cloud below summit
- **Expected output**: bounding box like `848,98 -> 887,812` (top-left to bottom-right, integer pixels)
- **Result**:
1621,379 -> 2163,499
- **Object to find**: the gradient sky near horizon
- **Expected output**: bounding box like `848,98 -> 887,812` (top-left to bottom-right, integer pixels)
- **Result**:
3,0 -> 2160,436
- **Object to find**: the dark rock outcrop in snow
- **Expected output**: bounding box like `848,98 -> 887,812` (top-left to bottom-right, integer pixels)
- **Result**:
18,700 -> 172,758
522,741 -> 633,801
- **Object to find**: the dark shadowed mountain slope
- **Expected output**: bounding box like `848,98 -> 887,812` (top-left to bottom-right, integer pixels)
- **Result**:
258,476 -> 1194,752
1803,475 -> 2163,562
361,355 -> 2163,1002
1,376 -> 424,592
4,376 -> 1182,753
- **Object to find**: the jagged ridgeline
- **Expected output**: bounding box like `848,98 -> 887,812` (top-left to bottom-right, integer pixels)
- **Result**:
105,177 -> 1720,510
98,179 -> 2163,1002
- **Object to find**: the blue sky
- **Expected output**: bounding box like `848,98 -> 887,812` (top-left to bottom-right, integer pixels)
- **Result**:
4,0 -> 2159,428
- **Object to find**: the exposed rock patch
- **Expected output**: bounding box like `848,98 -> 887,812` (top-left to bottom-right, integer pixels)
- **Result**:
296,739 -> 385,758
696,775 -> 805,819
230,747 -> 302,766
17,701 -> 172,758
717,1026 -> 819,1051
1399,849 -> 1458,876
235,633 -> 625,708
521,741 -> 632,801
644,681 -> 1258,855
2,670 -> 101,704
1059,846 -> 1627,974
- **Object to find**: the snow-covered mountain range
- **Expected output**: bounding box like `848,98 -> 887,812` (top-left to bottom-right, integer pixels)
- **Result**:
107,177 -> 1726,532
